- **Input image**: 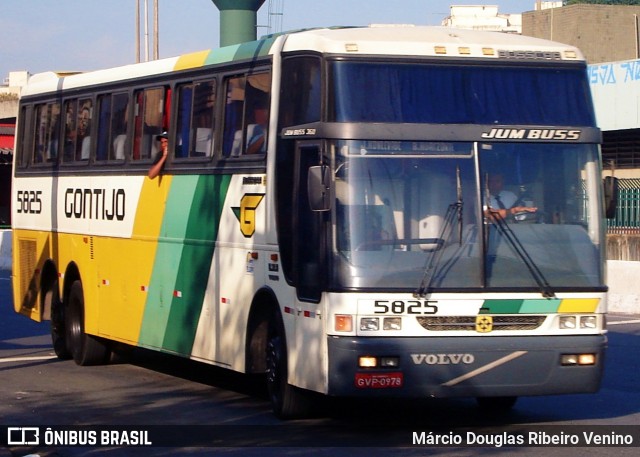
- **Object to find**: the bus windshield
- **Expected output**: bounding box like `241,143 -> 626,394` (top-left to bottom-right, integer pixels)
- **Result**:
330,61 -> 596,126
331,140 -> 604,292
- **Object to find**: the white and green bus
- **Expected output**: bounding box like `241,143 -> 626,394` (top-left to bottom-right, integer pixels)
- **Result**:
13,26 -> 609,418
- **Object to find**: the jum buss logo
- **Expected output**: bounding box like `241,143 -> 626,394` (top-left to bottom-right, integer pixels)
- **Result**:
7,427 -> 40,445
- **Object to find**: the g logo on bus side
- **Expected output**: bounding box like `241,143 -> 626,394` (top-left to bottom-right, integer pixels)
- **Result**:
232,194 -> 264,238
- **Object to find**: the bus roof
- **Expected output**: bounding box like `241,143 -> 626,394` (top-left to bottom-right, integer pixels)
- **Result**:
281,25 -> 585,60
21,25 -> 585,98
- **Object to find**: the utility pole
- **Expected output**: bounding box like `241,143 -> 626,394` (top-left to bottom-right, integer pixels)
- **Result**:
144,0 -> 149,61
153,0 -> 159,60
135,0 -> 140,63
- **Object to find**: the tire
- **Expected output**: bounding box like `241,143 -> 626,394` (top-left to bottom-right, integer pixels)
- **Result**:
265,314 -> 312,419
47,280 -> 71,359
65,280 -> 110,366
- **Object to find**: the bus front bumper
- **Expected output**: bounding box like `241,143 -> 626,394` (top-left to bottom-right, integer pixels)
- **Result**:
327,334 -> 606,398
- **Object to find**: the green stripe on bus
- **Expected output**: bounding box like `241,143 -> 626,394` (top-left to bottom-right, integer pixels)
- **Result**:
480,298 -> 562,314
161,174 -> 232,354
233,37 -> 277,61
205,45 -> 243,65
138,176 -> 201,349
519,299 -> 561,314
201,37 -> 276,67
480,299 -> 524,314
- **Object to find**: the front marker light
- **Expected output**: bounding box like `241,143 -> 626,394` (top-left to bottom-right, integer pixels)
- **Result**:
335,314 -> 353,332
580,315 -> 597,329
359,356 -> 377,368
380,356 -> 400,368
561,353 -> 596,366
559,316 -> 576,329
578,354 -> 596,365
360,317 -> 379,331
561,354 -> 578,365
383,317 -> 402,330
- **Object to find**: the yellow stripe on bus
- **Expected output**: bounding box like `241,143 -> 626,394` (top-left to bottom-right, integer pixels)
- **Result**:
558,298 -> 600,313
174,50 -> 211,71
99,177 -> 173,344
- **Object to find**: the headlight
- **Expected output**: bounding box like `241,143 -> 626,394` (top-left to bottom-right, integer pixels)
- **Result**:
383,317 -> 402,331
580,315 -> 597,329
559,316 -> 576,329
360,317 -> 379,331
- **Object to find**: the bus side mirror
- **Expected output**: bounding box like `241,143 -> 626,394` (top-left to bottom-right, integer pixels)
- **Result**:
308,165 -> 332,211
603,176 -> 618,219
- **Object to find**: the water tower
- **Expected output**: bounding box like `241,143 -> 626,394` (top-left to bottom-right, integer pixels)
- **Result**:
212,0 -> 266,47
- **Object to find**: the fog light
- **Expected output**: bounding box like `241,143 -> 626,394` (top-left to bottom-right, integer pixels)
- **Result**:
580,315 -> 597,329
359,356 -> 377,368
360,317 -> 379,331
380,356 -> 399,368
335,315 -> 353,332
561,354 -> 578,365
383,317 -> 402,330
559,316 -> 576,329
578,354 -> 596,365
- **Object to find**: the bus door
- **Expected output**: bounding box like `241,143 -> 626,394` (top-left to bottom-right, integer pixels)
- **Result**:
288,141 -> 327,390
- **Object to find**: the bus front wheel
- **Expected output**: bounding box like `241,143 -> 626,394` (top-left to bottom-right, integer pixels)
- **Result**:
65,280 -> 110,366
265,315 -> 312,419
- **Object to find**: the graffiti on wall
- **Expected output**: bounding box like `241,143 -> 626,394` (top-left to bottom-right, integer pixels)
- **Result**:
589,60 -> 640,86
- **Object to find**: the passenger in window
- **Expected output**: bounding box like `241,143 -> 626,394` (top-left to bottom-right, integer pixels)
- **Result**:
231,99 -> 269,156
76,104 -> 92,160
63,103 -> 77,162
246,99 -> 268,154
148,131 -> 169,179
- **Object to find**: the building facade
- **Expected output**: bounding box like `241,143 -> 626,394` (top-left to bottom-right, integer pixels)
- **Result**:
523,4 -> 640,65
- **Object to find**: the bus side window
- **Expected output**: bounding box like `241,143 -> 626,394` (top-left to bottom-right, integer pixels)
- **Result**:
63,97 -> 93,163
97,95 -> 110,161
222,72 -> 271,158
110,93 -> 130,161
223,76 -> 245,158
63,99 -> 78,162
175,83 -> 194,158
192,80 -> 216,157
132,86 -> 168,161
279,56 -> 321,127
75,98 -> 92,161
16,105 -> 30,168
176,79 -> 216,159
33,102 -> 60,164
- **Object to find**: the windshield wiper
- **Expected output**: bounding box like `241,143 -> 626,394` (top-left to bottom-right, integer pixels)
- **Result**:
415,166 -> 463,297
488,213 -> 556,298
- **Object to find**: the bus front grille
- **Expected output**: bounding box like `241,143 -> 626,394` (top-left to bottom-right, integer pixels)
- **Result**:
416,315 -> 546,331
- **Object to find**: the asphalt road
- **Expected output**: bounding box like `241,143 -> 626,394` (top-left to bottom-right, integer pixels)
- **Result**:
1,270 -> 639,457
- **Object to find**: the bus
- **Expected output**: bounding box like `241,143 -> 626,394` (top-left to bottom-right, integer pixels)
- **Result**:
12,26 -> 610,418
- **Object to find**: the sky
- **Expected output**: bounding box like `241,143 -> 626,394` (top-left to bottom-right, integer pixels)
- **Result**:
0,0 -> 536,82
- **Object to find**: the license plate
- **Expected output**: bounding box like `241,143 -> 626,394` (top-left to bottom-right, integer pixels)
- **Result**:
355,372 -> 404,389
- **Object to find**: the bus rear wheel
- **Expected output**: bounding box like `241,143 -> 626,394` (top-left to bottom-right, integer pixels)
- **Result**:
65,280 -> 110,366
47,280 -> 70,359
265,315 -> 312,419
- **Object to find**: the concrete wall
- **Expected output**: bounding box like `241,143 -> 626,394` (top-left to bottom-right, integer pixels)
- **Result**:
589,59 -> 640,131
0,230 -> 10,270
607,234 -> 640,261
607,260 -> 640,314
